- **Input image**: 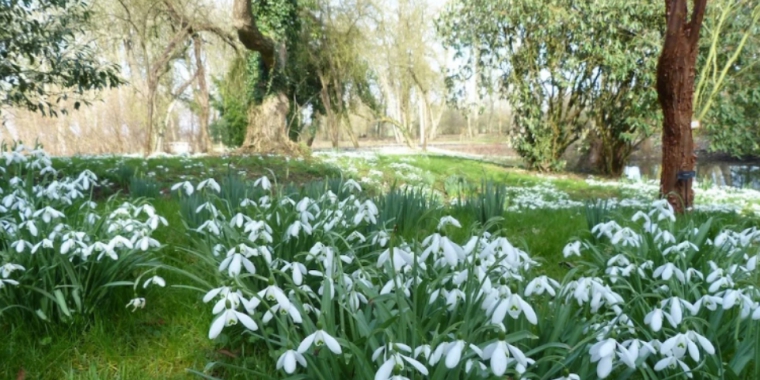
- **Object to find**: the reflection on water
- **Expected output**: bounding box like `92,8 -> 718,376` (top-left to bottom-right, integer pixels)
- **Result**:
625,160 -> 760,190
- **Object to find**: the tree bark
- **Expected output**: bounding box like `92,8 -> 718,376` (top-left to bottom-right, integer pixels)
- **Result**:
193,34 -> 211,153
233,0 -> 300,154
657,0 -> 707,213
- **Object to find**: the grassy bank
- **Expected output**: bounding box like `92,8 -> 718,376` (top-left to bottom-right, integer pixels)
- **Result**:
3,151 -> 760,379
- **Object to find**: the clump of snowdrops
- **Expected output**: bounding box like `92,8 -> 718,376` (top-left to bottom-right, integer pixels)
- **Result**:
0,143 -> 166,323
171,173 -> 760,380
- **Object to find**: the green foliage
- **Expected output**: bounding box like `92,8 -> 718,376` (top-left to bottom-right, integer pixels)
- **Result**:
695,0 -> 760,157
210,58 -> 249,148
129,176 -> 161,199
0,0 -> 124,116
438,0 -> 661,174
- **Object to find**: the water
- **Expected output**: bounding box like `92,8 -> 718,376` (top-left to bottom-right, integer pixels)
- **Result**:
626,160 -> 760,190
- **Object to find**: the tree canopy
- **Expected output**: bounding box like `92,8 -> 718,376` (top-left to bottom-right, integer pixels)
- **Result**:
0,0 -> 123,116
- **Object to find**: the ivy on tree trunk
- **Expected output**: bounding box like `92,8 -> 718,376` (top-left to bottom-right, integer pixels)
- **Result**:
657,0 -> 707,213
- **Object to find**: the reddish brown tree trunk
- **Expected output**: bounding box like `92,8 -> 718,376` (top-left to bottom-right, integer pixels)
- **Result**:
657,0 -> 707,213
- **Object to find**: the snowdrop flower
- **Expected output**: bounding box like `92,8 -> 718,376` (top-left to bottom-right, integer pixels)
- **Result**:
126,297 -> 146,311
654,354 -> 693,378
262,303 -> 303,324
281,261 -> 308,285
645,308 -> 679,332
488,287 -> 538,325
196,178 -> 221,193
562,241 -> 581,258
347,230 -> 366,243
662,241 -> 699,257
134,233 -> 160,251
258,283 -> 291,309
219,245 -> 257,277
653,263 -> 685,283
208,307 -> 259,339
254,176 -> 271,190
170,181 -> 194,196
589,337 -> 636,379
0,277 -> 20,288
1,263 -> 25,278
276,349 -> 307,374
297,329 -> 342,354
721,289 -> 754,319
437,216 -> 462,230
552,375 -> 580,380
143,275 -> 166,288
342,179 -> 362,193
660,331 -> 715,362
429,340 -> 482,369
377,247 -> 414,271
525,276 -> 560,297
482,336 -> 532,375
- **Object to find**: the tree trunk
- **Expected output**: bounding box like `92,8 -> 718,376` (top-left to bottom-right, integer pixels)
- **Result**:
657,0 -> 707,213
241,93 -> 301,154
233,0 -> 300,154
193,34 -> 211,153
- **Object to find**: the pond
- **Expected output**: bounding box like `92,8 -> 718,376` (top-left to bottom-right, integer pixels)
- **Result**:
625,159 -> 760,190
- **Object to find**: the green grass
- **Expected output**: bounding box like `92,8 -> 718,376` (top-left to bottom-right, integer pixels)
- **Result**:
3,152 -> 757,379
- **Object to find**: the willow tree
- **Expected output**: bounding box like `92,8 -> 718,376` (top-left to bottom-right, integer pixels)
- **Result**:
656,0 -> 707,213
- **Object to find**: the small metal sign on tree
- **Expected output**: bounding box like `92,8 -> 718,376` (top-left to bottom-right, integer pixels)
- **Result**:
656,0 -> 707,213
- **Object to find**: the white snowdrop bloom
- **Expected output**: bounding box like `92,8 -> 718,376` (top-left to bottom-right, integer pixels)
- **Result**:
482,338 -> 532,376
377,247 -> 414,271
606,254 -> 630,267
20,220 -> 37,236
353,200 -> 379,225
695,294 -> 722,311
589,338 -> 618,379
143,275 -> 166,288
649,199 -> 676,222
258,283 -> 291,309
721,289 -> 754,319
372,230 -> 390,247
661,331 -> 715,362
208,308 -> 258,339
659,297 -> 692,326
493,291 -> 538,324
707,271 -> 734,294
297,329 -> 342,354
655,230 -> 677,245
654,354 -> 693,378
662,241 -> 699,257
219,246 -> 256,277
429,340 -> 481,369
592,220 -> 622,240
645,308 -> 677,332
562,241 -> 581,258
170,181 -> 194,196
262,302 -> 303,324
525,276 -> 560,297
551,375 -> 581,380
196,220 -> 221,235
126,297 -> 146,311
346,230 -> 366,243
342,179 -> 362,193
276,349 -> 307,374
281,261 -> 308,285
653,263 -> 685,283
196,178 -> 221,193
0,263 -> 25,278
374,352 -> 428,380
437,216 -> 462,230
0,277 -> 20,288
134,233 -> 160,251
11,239 -> 31,253
286,220 -> 312,239
610,227 -> 641,247
89,242 -> 118,261
254,176 -> 271,190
